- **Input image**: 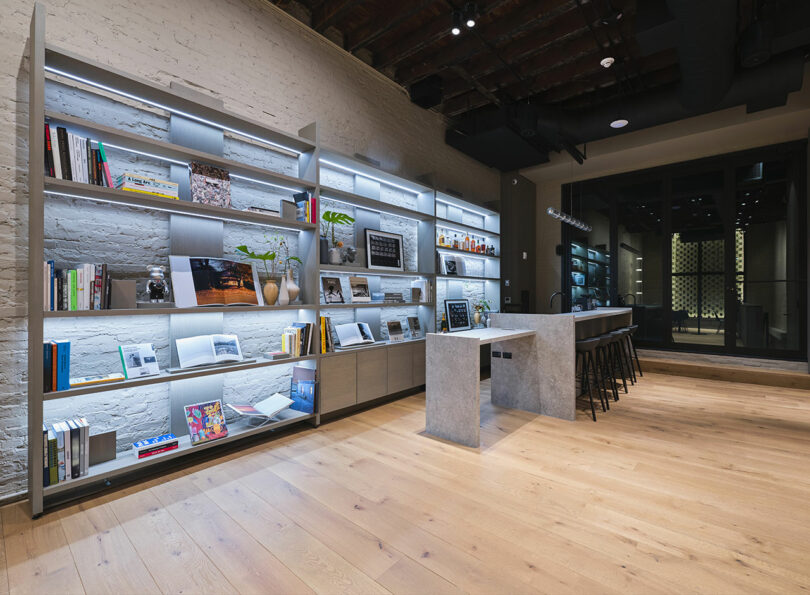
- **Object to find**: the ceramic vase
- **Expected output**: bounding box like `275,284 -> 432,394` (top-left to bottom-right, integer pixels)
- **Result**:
319,237 -> 329,264
279,274 -> 290,306
473,311 -> 481,326
286,269 -> 300,303
263,279 -> 279,305
328,247 -> 342,265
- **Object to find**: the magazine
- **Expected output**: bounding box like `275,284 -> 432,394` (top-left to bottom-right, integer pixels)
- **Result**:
334,322 -> 375,348
170,256 -> 262,308
321,276 -> 344,304
349,276 -> 371,303
184,399 -> 228,445
118,343 -> 160,379
407,316 -> 423,339
175,334 -> 243,369
386,320 -> 405,343
290,366 -> 316,413
227,393 -> 293,419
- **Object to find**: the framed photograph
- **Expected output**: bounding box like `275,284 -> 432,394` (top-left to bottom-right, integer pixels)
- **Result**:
441,254 -> 466,276
445,299 -> 472,332
407,316 -> 422,339
386,320 -> 405,343
349,276 -> 371,303
321,276 -> 344,304
365,229 -> 404,271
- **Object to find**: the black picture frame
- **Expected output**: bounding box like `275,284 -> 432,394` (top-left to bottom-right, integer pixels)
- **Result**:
365,229 -> 404,271
444,299 -> 472,332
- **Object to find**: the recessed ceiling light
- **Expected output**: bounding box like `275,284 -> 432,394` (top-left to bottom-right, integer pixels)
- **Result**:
600,56 -> 615,68
451,10 -> 462,35
610,118 -> 628,128
464,2 -> 477,28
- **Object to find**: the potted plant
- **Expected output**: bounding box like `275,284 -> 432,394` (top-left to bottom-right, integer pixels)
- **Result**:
236,237 -> 281,304
321,210 -> 355,265
472,298 -> 493,326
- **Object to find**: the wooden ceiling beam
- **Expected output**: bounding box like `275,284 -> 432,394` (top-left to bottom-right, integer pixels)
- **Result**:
311,0 -> 362,32
395,0 -> 577,85
345,0 -> 435,53
372,0 -> 514,70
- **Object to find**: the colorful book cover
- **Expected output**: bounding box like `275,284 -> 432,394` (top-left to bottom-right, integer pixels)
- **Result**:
184,400 -> 228,445
54,340 -> 71,391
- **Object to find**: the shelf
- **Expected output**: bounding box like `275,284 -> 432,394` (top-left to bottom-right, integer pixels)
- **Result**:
320,302 -> 432,309
319,185 -> 434,222
436,246 -> 499,260
45,111 -> 312,192
319,265 -> 434,278
436,274 -> 500,282
43,304 -> 316,318
435,217 -> 499,238
42,409 -> 314,497
321,338 -> 426,358
319,150 -> 432,195
43,354 -> 319,401
44,178 -> 317,231
45,44 -> 316,155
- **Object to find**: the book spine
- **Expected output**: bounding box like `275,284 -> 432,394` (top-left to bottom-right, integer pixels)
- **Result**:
48,431 -> 58,486
54,424 -> 66,482
85,264 -> 93,310
68,420 -> 80,479
98,142 -> 113,187
86,138 -> 94,185
80,136 -> 89,184
42,425 -> 49,487
101,264 -> 108,310
69,269 -> 77,311
56,127 -> 72,180
320,317 -> 326,354
44,122 -> 55,178
56,341 -> 70,391
51,342 -> 57,392
76,267 -> 84,311
118,346 -> 129,380
43,342 -> 52,393
50,124 -> 63,179
78,418 -> 89,476
137,442 -> 179,459
93,264 -> 102,310
60,423 -> 71,484
48,260 -> 55,311
310,196 -> 316,224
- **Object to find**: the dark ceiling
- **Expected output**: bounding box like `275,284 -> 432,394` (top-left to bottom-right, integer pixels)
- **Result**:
271,0 -> 810,170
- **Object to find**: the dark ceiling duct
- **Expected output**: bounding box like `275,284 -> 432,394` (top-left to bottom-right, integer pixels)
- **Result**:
665,0 -> 738,113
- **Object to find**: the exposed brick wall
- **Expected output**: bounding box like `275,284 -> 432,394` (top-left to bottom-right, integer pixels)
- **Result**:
0,0 -> 499,499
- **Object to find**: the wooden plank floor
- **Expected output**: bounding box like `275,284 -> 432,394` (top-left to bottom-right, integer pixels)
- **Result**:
2,372 -> 809,594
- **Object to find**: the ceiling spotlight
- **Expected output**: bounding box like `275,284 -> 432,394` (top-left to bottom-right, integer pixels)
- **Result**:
600,56 -> 615,68
464,2 -> 478,28
451,10 -> 462,35
610,118 -> 629,129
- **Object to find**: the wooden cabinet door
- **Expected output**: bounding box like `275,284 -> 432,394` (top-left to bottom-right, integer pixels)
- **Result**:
412,341 -> 426,386
387,343 -> 413,394
320,353 -> 357,414
357,348 -> 388,404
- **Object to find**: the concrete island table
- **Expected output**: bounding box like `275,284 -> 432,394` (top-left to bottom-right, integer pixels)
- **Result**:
425,308 -> 632,447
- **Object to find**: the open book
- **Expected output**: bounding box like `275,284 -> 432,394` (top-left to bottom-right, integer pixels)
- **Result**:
175,334 -> 243,369
227,393 -> 293,419
334,322 -> 375,348
170,256 -> 262,308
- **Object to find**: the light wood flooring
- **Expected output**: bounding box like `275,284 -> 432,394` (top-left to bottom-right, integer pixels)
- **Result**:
1,373 -> 809,594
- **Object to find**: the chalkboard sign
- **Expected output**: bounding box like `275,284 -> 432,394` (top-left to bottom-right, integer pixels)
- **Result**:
445,299 -> 471,332
365,229 -> 404,271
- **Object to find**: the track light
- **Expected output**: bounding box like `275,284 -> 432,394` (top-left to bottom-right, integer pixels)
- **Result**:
546,207 -> 592,232
464,3 -> 478,28
451,10 -> 462,35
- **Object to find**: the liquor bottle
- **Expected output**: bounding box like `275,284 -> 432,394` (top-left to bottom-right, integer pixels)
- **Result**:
464,235 -> 470,251
440,312 -> 449,333
438,230 -> 445,246
453,234 -> 459,249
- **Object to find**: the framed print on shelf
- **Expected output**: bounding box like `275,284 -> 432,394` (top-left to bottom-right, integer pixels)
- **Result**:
444,299 -> 472,332
365,229 -> 404,271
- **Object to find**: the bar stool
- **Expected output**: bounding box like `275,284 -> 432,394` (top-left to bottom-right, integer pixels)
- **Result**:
575,338 -> 605,421
594,334 -> 618,406
608,330 -> 629,394
614,327 -> 637,385
625,324 -> 643,378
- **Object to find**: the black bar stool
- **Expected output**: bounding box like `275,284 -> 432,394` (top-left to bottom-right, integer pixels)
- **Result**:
625,324 -> 643,377
575,338 -> 605,421
594,334 -> 617,406
608,330 -> 629,394
615,327 -> 637,385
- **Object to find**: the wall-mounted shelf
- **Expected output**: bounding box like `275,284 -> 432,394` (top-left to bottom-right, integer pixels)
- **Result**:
45,178 -> 317,231
435,217 -> 499,238
320,302 -> 432,309
320,338 -> 425,358
436,246 -> 499,260
43,304 -> 317,318
436,274 -> 500,282
319,185 -> 434,222
319,265 -> 435,278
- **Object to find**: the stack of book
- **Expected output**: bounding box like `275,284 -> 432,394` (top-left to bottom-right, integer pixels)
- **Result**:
281,322 -> 315,357
42,418 -> 90,487
132,433 -> 179,459
294,191 -> 317,224
319,315 -> 336,353
43,340 -> 70,393
44,120 -> 113,186
116,173 -> 179,200
43,261 -> 112,311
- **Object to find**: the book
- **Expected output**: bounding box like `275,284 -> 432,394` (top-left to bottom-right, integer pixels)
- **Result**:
407,316 -> 423,339
43,341 -> 53,393
133,433 -> 179,459
334,322 -> 375,348
42,425 -> 49,487
118,343 -> 160,378
386,320 -> 405,342
69,373 -> 125,388
98,141 -> 114,187
227,393 -> 293,419
184,400 -> 228,445
244,206 -> 281,216
67,419 -> 81,479
53,422 -> 66,482
44,123 -> 55,178
55,421 -> 71,484
190,162 -> 230,207
290,366 -> 316,413
49,123 -> 63,179
54,340 -> 70,391
293,191 -> 316,223
263,351 -> 291,361
116,173 -> 179,199
321,276 -> 344,304
349,276 -> 371,303
170,256 -> 262,308
383,292 -> 404,303
77,417 -> 89,476
56,126 -> 72,180
175,334 -> 243,369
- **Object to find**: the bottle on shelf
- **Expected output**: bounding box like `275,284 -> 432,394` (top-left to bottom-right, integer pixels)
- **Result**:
470,237 -> 476,252
440,312 -> 449,333
464,234 -> 470,251
438,230 -> 445,246
453,234 -> 459,249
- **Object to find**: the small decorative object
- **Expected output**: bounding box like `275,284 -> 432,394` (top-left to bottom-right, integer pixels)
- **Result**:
472,298 -> 492,327
444,299 -> 472,332
319,237 -> 329,264
342,245 -> 357,264
190,162 -> 231,208
235,241 -> 280,305
279,274 -> 290,306
263,280 -> 279,306
146,265 -> 169,303
321,276 -> 344,304
278,239 -> 302,304
285,269 -> 300,303
321,211 -> 355,266
366,229 -> 404,271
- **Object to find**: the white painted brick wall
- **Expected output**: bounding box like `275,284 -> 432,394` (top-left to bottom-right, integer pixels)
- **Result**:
0,0 -> 499,499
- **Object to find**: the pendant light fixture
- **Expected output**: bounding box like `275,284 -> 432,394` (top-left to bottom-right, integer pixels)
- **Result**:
451,10 -> 462,35
464,2 -> 478,28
